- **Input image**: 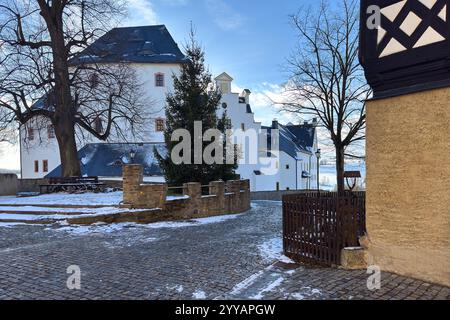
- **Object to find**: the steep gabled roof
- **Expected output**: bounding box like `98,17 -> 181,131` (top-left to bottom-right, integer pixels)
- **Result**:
70,25 -> 186,65
46,143 -> 166,178
262,123 -> 316,159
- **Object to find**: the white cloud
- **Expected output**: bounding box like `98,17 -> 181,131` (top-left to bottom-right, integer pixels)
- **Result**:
204,0 -> 245,31
124,0 -> 159,26
231,82 -> 298,126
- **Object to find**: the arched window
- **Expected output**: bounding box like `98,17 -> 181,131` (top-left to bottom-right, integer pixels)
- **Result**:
222,102 -> 228,109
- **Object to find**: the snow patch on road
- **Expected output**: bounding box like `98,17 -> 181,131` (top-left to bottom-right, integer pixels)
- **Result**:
41,213 -> 243,235
193,214 -> 242,225
230,269 -> 267,296
193,290 -> 206,299
287,287 -> 323,300
0,222 -> 29,228
258,238 -> 295,264
291,293 -> 306,300
249,277 -> 284,300
48,222 -> 140,235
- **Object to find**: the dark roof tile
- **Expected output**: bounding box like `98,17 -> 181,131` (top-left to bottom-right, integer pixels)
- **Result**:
46,143 -> 166,178
263,123 -> 316,159
70,25 -> 186,65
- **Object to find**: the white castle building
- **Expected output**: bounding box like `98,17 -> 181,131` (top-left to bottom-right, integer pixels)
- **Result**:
19,25 -> 318,191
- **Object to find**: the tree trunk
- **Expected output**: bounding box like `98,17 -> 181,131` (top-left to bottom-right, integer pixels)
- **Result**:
336,145 -> 345,194
54,119 -> 81,177
44,5 -> 81,177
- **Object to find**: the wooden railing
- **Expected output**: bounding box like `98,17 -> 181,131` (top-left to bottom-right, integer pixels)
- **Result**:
283,191 -> 366,266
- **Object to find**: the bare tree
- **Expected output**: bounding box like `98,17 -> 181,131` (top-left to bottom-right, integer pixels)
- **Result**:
0,0 -> 149,177
281,0 -> 370,193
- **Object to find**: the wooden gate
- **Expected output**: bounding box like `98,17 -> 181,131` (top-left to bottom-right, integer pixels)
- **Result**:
282,192 -> 366,266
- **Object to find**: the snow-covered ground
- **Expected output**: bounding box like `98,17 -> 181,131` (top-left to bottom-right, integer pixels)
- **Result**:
0,207 -> 153,222
229,236 -> 323,300
0,192 -> 124,206
0,192 -> 190,206
258,238 -> 295,264
0,212 -> 244,232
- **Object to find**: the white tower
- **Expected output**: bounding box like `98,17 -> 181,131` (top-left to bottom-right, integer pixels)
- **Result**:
214,72 -> 233,94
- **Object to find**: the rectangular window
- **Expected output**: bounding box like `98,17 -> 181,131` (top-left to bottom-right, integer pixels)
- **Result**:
286,165 -> 290,170
43,160 -> 48,173
276,182 -> 280,191
34,160 -> 39,173
47,125 -> 55,139
155,119 -> 165,132
28,128 -> 35,141
155,73 -> 165,87
241,123 -> 245,131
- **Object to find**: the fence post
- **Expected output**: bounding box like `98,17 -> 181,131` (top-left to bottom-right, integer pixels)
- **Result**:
183,182 -> 201,215
209,181 -> 225,214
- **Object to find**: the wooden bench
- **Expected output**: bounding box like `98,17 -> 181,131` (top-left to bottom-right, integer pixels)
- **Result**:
39,176 -> 105,194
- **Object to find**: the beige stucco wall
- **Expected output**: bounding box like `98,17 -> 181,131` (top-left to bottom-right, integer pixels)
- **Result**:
366,87 -> 450,287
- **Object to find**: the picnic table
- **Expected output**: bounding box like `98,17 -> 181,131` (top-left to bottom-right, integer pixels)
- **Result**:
39,176 -> 105,194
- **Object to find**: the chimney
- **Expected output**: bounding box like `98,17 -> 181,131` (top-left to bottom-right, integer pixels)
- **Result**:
240,89 -> 251,104
312,118 -> 318,126
272,119 -> 279,129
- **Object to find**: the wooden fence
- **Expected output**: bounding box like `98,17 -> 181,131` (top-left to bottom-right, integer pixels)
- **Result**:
283,191 -> 366,266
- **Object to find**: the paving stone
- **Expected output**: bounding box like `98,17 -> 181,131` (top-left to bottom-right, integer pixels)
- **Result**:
0,201 -> 449,300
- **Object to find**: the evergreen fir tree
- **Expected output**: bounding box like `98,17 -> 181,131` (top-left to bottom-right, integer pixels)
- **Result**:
155,33 -> 238,187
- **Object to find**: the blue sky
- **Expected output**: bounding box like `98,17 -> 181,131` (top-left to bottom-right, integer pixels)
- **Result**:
124,0 -> 312,125
1,0 -> 324,170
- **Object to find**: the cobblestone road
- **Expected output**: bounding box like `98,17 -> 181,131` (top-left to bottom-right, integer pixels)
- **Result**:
0,201 -> 449,300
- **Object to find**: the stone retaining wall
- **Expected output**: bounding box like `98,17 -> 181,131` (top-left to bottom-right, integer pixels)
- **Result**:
250,190 -> 310,201
0,174 -> 18,195
122,165 -> 251,220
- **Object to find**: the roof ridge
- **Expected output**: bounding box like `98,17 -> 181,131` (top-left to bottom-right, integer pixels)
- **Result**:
111,25 -> 167,30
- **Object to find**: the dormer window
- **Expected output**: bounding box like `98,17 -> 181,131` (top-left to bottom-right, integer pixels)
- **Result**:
155,73 -> 165,87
